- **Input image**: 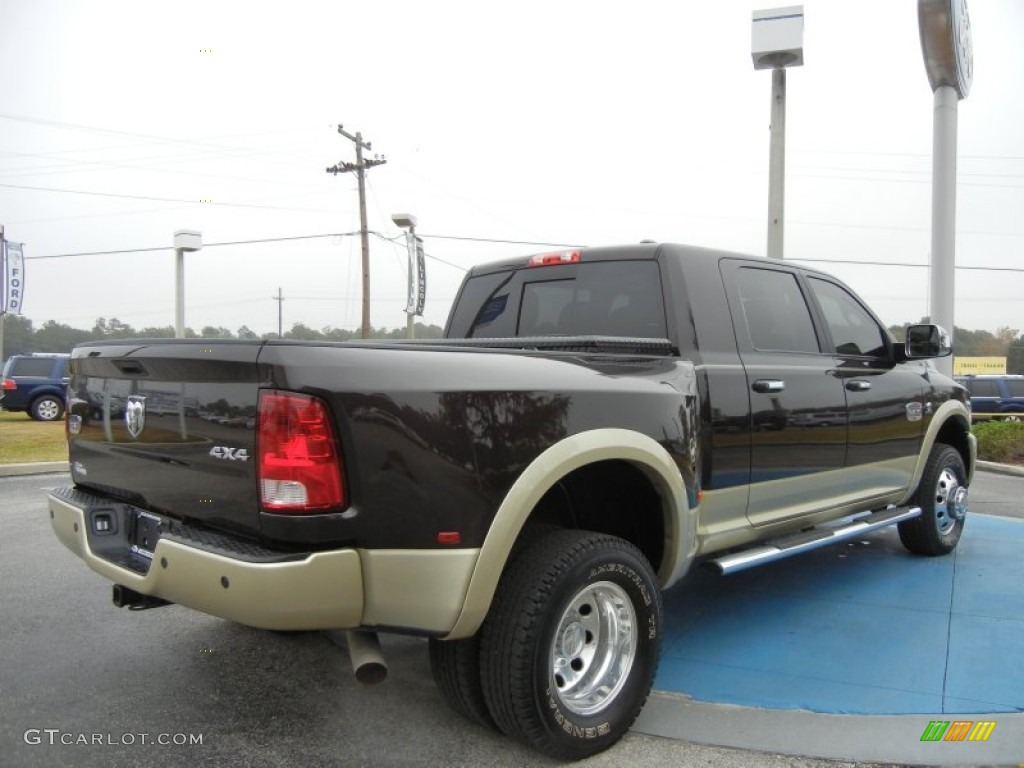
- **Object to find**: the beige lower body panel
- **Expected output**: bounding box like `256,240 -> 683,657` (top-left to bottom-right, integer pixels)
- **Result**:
696,457 -> 915,556
48,493 -> 478,634
358,549 -> 479,633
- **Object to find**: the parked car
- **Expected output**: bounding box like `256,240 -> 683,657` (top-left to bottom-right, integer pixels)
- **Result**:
955,374 -> 1024,421
1,354 -> 70,421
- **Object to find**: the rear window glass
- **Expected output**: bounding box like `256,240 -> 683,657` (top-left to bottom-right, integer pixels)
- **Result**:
10,358 -> 58,377
450,260 -> 667,339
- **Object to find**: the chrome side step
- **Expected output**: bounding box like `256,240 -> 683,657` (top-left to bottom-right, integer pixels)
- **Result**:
707,505 -> 922,576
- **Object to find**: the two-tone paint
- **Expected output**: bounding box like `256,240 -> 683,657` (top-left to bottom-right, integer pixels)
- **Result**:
49,243 -> 974,639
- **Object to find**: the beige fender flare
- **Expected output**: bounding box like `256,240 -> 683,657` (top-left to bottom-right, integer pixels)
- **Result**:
899,399 -> 975,505
445,428 -> 693,639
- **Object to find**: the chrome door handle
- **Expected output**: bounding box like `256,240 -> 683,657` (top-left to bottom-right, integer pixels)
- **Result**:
846,380 -> 871,392
752,379 -> 785,394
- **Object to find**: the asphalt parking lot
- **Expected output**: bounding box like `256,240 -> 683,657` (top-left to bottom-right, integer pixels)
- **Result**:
2,470 -> 1022,767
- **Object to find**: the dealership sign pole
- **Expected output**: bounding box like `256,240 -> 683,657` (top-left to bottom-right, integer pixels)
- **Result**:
919,0 -> 972,377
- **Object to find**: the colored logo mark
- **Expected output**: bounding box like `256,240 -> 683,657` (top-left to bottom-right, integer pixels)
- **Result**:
920,720 -> 996,742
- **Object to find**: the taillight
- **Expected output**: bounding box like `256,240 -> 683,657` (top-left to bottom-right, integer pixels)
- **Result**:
258,390 -> 345,513
1,378 -> 15,391
527,250 -> 581,267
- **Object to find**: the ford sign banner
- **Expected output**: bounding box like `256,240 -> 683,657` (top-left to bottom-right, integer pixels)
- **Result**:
2,240 -> 25,315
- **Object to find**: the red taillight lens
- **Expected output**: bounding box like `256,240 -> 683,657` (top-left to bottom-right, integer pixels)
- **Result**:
527,250 -> 581,267
258,391 -> 345,513
1,378 -> 15,391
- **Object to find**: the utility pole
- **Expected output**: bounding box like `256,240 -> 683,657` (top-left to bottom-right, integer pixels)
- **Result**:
326,125 -> 386,339
272,287 -> 285,338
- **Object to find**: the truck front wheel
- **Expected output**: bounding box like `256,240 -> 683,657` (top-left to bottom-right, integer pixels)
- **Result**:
479,529 -> 662,760
899,443 -> 968,556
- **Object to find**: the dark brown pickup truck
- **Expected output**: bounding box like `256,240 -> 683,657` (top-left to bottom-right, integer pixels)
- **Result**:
48,243 -> 974,758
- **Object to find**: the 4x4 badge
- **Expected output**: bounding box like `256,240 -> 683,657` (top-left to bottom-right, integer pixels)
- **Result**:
125,396 -> 146,439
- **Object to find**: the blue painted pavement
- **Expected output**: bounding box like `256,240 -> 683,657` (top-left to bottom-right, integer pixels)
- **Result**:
656,513 -> 1024,714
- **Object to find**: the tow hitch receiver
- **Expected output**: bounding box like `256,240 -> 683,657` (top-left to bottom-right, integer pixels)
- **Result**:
112,584 -> 172,611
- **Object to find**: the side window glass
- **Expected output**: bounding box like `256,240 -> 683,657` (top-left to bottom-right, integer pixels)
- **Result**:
12,358 -> 56,377
808,278 -> 887,357
970,380 -> 999,397
1005,380 -> 1024,398
735,268 -> 819,353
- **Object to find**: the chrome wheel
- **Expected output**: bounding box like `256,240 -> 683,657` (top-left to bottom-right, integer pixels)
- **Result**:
550,580 -> 637,717
932,467 -> 967,535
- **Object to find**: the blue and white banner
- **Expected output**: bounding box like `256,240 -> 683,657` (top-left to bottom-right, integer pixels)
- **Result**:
2,241 -> 25,315
404,233 -> 426,317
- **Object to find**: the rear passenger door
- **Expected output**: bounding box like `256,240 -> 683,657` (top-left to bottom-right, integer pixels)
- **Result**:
722,261 -> 848,527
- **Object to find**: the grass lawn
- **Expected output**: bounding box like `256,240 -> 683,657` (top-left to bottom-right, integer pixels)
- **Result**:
0,410 -> 69,464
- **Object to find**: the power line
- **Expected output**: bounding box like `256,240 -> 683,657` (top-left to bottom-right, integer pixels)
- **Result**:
792,257 -> 1024,274
0,181 -> 341,214
27,232 -> 361,260
417,233 -> 585,248
23,230 -> 1024,275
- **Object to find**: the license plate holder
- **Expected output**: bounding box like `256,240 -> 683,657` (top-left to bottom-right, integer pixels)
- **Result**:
130,510 -> 162,559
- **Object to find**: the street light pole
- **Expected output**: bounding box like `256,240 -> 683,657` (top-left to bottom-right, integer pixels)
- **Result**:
767,67 -> 787,260
391,213 -> 419,340
752,6 -> 804,260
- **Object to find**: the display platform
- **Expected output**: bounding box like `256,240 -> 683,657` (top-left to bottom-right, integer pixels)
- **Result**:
637,513 -> 1024,765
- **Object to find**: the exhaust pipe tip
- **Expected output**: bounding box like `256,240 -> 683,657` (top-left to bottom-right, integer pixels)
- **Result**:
344,630 -> 388,685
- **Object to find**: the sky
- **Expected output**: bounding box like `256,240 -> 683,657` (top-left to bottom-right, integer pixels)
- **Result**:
1,0 -> 1022,338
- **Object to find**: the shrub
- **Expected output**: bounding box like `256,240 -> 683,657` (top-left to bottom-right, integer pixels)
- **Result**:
972,420 -> 1024,464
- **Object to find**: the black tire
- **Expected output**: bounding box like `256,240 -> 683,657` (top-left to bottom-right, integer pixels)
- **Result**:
898,443 -> 968,556
429,635 -> 496,730
479,529 -> 662,760
30,395 -> 64,422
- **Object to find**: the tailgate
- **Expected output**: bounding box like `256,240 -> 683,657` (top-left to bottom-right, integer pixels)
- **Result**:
67,340 -> 263,534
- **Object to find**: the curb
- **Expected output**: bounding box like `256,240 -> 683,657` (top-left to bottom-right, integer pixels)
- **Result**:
977,460 -> 1024,478
0,461 -> 69,478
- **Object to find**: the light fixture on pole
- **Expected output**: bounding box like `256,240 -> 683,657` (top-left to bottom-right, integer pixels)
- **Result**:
752,6 -> 804,259
391,213 -> 423,340
173,230 -> 202,338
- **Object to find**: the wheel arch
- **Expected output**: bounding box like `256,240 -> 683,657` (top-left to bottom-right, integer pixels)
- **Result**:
445,428 -> 692,639
900,400 -> 975,505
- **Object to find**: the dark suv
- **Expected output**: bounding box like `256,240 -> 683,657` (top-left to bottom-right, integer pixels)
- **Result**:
955,374 -> 1024,421
1,354 -> 70,421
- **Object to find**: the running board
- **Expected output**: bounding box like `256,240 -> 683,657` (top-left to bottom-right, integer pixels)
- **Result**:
707,505 -> 922,576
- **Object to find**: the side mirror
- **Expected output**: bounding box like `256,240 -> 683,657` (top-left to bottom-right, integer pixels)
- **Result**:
904,324 -> 952,359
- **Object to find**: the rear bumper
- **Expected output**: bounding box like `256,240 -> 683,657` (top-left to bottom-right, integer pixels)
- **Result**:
48,487 -> 364,630
48,487 -> 481,634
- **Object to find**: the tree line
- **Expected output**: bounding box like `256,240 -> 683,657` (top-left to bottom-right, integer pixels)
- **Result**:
2,314 -> 1022,373
1,314 -> 445,358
